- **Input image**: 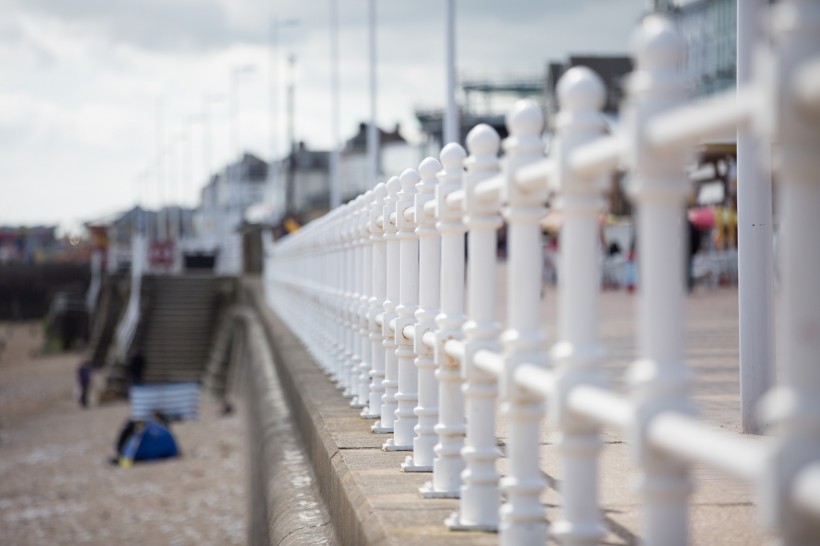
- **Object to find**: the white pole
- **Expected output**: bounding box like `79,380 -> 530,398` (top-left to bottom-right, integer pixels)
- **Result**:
499,100 -> 548,545
760,2 -> 820,542
366,0 -> 380,190
444,0 -> 459,146
736,0 -> 773,435
449,124 -> 502,530
390,169 -> 420,452
329,0 -> 342,209
420,143 -> 467,499
624,16 -> 693,546
402,158 -> 441,470
356,193 -> 373,408
363,183 -> 388,419
373,176 -> 401,434
549,67 -> 608,546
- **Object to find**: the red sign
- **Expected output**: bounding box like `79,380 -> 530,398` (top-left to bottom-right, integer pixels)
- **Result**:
149,242 -> 174,267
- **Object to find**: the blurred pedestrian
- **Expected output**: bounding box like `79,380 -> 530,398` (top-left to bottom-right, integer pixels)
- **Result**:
76,359 -> 92,408
127,350 -> 145,386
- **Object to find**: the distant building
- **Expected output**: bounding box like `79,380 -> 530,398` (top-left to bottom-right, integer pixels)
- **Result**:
545,56 -> 633,121
416,76 -> 544,149
197,153 -> 268,272
662,0 -> 737,97
0,225 -> 58,264
340,123 -> 417,200
263,123 -> 419,224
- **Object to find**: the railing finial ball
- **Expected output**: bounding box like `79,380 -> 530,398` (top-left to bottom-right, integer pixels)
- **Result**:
633,14 -> 685,72
557,66 -> 606,113
372,182 -> 387,200
505,98 -> 543,137
466,123 -> 500,157
386,175 -> 401,196
440,142 -> 467,171
400,168 -> 421,191
418,157 -> 442,180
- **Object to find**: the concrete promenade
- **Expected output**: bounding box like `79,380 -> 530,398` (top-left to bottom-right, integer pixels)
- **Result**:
247,276 -> 771,545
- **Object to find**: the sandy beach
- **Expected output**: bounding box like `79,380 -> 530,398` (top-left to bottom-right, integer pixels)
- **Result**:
0,322 -> 247,546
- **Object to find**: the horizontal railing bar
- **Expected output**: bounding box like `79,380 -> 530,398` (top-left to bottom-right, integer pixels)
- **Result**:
514,157 -> 555,192
568,135 -> 624,179
446,189 -> 465,210
422,331 -> 436,349
514,363 -> 556,399
648,412 -> 770,483
473,174 -> 504,202
423,200 -> 436,216
793,462 -> 820,518
474,349 -> 504,378
646,87 -> 756,151
567,385 -> 634,430
377,216 -> 384,229
445,339 -> 465,360
403,207 -> 414,222
402,324 -> 415,340
376,315 -> 383,327
390,212 -> 397,225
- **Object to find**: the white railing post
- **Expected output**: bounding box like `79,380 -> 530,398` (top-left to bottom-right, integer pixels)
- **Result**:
448,124 -> 503,531
421,143 -> 468,498
760,2 -> 820,543
373,176 -> 401,434
343,200 -> 358,397
499,99 -> 548,545
403,158 -> 442,471
363,183 -> 388,419
623,16 -> 694,546
549,66 -> 609,546
351,195 -> 365,400
355,191 -> 374,408
331,210 -> 345,381
389,169 -> 421,452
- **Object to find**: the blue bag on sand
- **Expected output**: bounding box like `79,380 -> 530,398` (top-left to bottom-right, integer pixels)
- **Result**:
120,421 -> 179,466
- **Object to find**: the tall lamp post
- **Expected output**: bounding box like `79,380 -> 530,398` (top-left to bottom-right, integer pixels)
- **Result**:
444,0 -> 458,145
269,17 -> 300,212
366,0 -> 379,191
329,0 -> 341,209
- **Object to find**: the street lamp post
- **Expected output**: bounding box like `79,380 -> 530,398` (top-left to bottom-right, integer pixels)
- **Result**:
329,0 -> 341,209
367,0 -> 379,191
444,0 -> 459,145
269,17 -> 300,211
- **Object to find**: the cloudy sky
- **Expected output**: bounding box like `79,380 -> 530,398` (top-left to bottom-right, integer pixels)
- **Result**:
0,0 -> 644,232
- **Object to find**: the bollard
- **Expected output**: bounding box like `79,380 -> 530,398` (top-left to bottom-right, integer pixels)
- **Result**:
421,143 -> 468,498
403,158 -> 442,471
499,99 -> 549,546
389,169 -> 421,452
373,176 -> 401,434
363,183 -> 388,419
448,124 -> 503,531
760,1 -> 820,543
354,191 -> 374,409
623,15 -> 695,546
549,66 -> 609,546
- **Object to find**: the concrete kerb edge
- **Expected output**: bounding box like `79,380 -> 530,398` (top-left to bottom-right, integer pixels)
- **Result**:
242,280 -> 388,546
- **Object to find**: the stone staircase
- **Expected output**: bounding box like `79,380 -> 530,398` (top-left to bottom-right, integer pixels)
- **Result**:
137,275 -> 235,384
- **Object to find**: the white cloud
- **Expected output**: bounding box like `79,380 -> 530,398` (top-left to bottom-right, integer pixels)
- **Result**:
0,0 -> 645,229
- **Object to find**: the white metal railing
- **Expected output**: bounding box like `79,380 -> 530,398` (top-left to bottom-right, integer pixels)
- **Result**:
265,7 -> 820,546
114,234 -> 146,362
